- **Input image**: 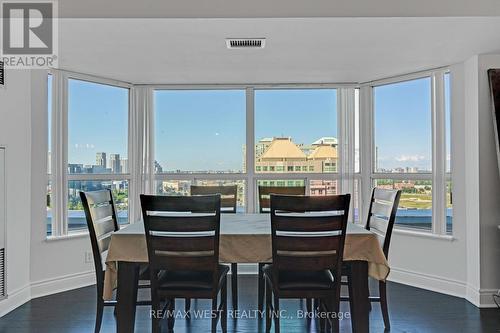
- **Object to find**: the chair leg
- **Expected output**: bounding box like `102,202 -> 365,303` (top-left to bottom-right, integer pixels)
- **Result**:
94,299 -> 104,333
318,299 -> 326,333
326,293 -> 340,333
221,278 -> 228,333
151,295 -> 161,333
306,298 -> 312,313
258,263 -> 265,311
211,296 -> 218,333
185,298 -> 191,312
231,263 -> 238,310
167,298 -> 175,332
265,279 -> 272,333
273,295 -> 280,333
379,281 -> 390,329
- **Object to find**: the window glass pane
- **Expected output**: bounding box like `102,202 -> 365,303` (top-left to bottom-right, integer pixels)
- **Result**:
194,180 -> 246,213
67,180 -> 129,232
155,180 -> 192,196
257,179 -> 306,211
445,73 -> 451,173
374,78 -> 432,173
68,79 -> 129,174
154,90 -> 246,174
309,180 -> 339,196
446,180 -> 453,234
374,179 -> 432,231
255,89 -> 338,174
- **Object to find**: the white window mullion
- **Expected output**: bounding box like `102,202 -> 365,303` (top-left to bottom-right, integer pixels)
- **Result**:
144,88 -> 155,195
129,86 -> 145,223
246,87 -> 255,213
359,86 -> 373,226
338,88 -> 356,221
51,70 -> 68,236
432,72 -> 447,235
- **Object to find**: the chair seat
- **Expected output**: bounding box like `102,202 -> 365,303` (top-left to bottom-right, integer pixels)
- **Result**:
158,264 -> 229,290
263,264 -> 335,290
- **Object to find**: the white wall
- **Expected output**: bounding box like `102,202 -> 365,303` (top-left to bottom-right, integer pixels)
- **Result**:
0,69 -> 33,315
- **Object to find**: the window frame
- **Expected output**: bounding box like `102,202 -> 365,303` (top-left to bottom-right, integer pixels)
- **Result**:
361,68 -> 452,236
48,69 -> 133,236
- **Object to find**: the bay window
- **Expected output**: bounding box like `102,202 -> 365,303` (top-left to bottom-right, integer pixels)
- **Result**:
46,68 -> 452,237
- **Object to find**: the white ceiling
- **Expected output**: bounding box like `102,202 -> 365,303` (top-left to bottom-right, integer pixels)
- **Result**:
58,17 -> 500,84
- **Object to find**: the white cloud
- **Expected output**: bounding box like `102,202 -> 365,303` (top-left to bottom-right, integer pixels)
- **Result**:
394,154 -> 426,162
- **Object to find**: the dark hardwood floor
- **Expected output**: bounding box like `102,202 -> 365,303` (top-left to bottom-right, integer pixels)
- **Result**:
0,275 -> 499,333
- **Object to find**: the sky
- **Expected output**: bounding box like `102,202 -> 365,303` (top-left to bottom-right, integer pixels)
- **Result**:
374,77 -> 432,171
66,79 -> 129,167
59,78 -> 448,172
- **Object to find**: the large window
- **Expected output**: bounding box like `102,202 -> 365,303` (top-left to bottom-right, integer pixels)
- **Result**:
66,79 -> 130,232
371,72 -> 451,234
47,73 -> 131,236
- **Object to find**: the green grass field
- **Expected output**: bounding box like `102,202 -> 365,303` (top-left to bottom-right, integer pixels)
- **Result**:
399,193 -> 452,209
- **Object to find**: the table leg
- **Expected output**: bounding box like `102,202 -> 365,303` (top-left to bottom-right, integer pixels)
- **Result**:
347,261 -> 369,333
116,261 -> 140,333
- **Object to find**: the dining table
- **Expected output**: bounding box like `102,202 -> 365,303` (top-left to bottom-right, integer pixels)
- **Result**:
104,213 -> 390,333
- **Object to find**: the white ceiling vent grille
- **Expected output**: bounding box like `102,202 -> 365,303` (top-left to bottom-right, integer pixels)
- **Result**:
226,38 -> 266,49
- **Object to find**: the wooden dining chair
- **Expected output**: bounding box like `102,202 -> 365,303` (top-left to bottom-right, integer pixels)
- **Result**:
140,194 -> 229,333
257,185 -> 306,311
342,188 -> 401,330
264,194 -> 351,333
80,190 -> 150,333
191,185 -> 239,311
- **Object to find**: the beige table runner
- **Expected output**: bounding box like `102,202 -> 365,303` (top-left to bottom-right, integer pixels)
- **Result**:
104,214 -> 389,300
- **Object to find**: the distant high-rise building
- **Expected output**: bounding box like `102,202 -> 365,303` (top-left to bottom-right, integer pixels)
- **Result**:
96,152 -> 106,168
154,161 -> 163,174
120,158 -> 128,174
109,154 -> 121,173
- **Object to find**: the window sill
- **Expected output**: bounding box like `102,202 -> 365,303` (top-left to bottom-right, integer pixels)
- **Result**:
45,230 -> 89,242
45,224 -> 131,242
393,227 -> 456,241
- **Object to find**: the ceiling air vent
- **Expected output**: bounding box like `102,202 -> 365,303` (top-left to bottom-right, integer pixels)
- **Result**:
226,38 -> 266,49
0,61 -> 4,86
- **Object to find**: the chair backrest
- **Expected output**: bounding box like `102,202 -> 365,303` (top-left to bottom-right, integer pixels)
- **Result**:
365,188 -> 401,258
80,190 -> 119,279
191,185 -> 237,213
258,186 -> 306,213
140,194 -> 221,276
270,194 -> 350,282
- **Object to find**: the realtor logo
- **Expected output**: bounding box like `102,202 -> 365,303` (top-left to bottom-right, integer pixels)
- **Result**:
1,1 -> 57,68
